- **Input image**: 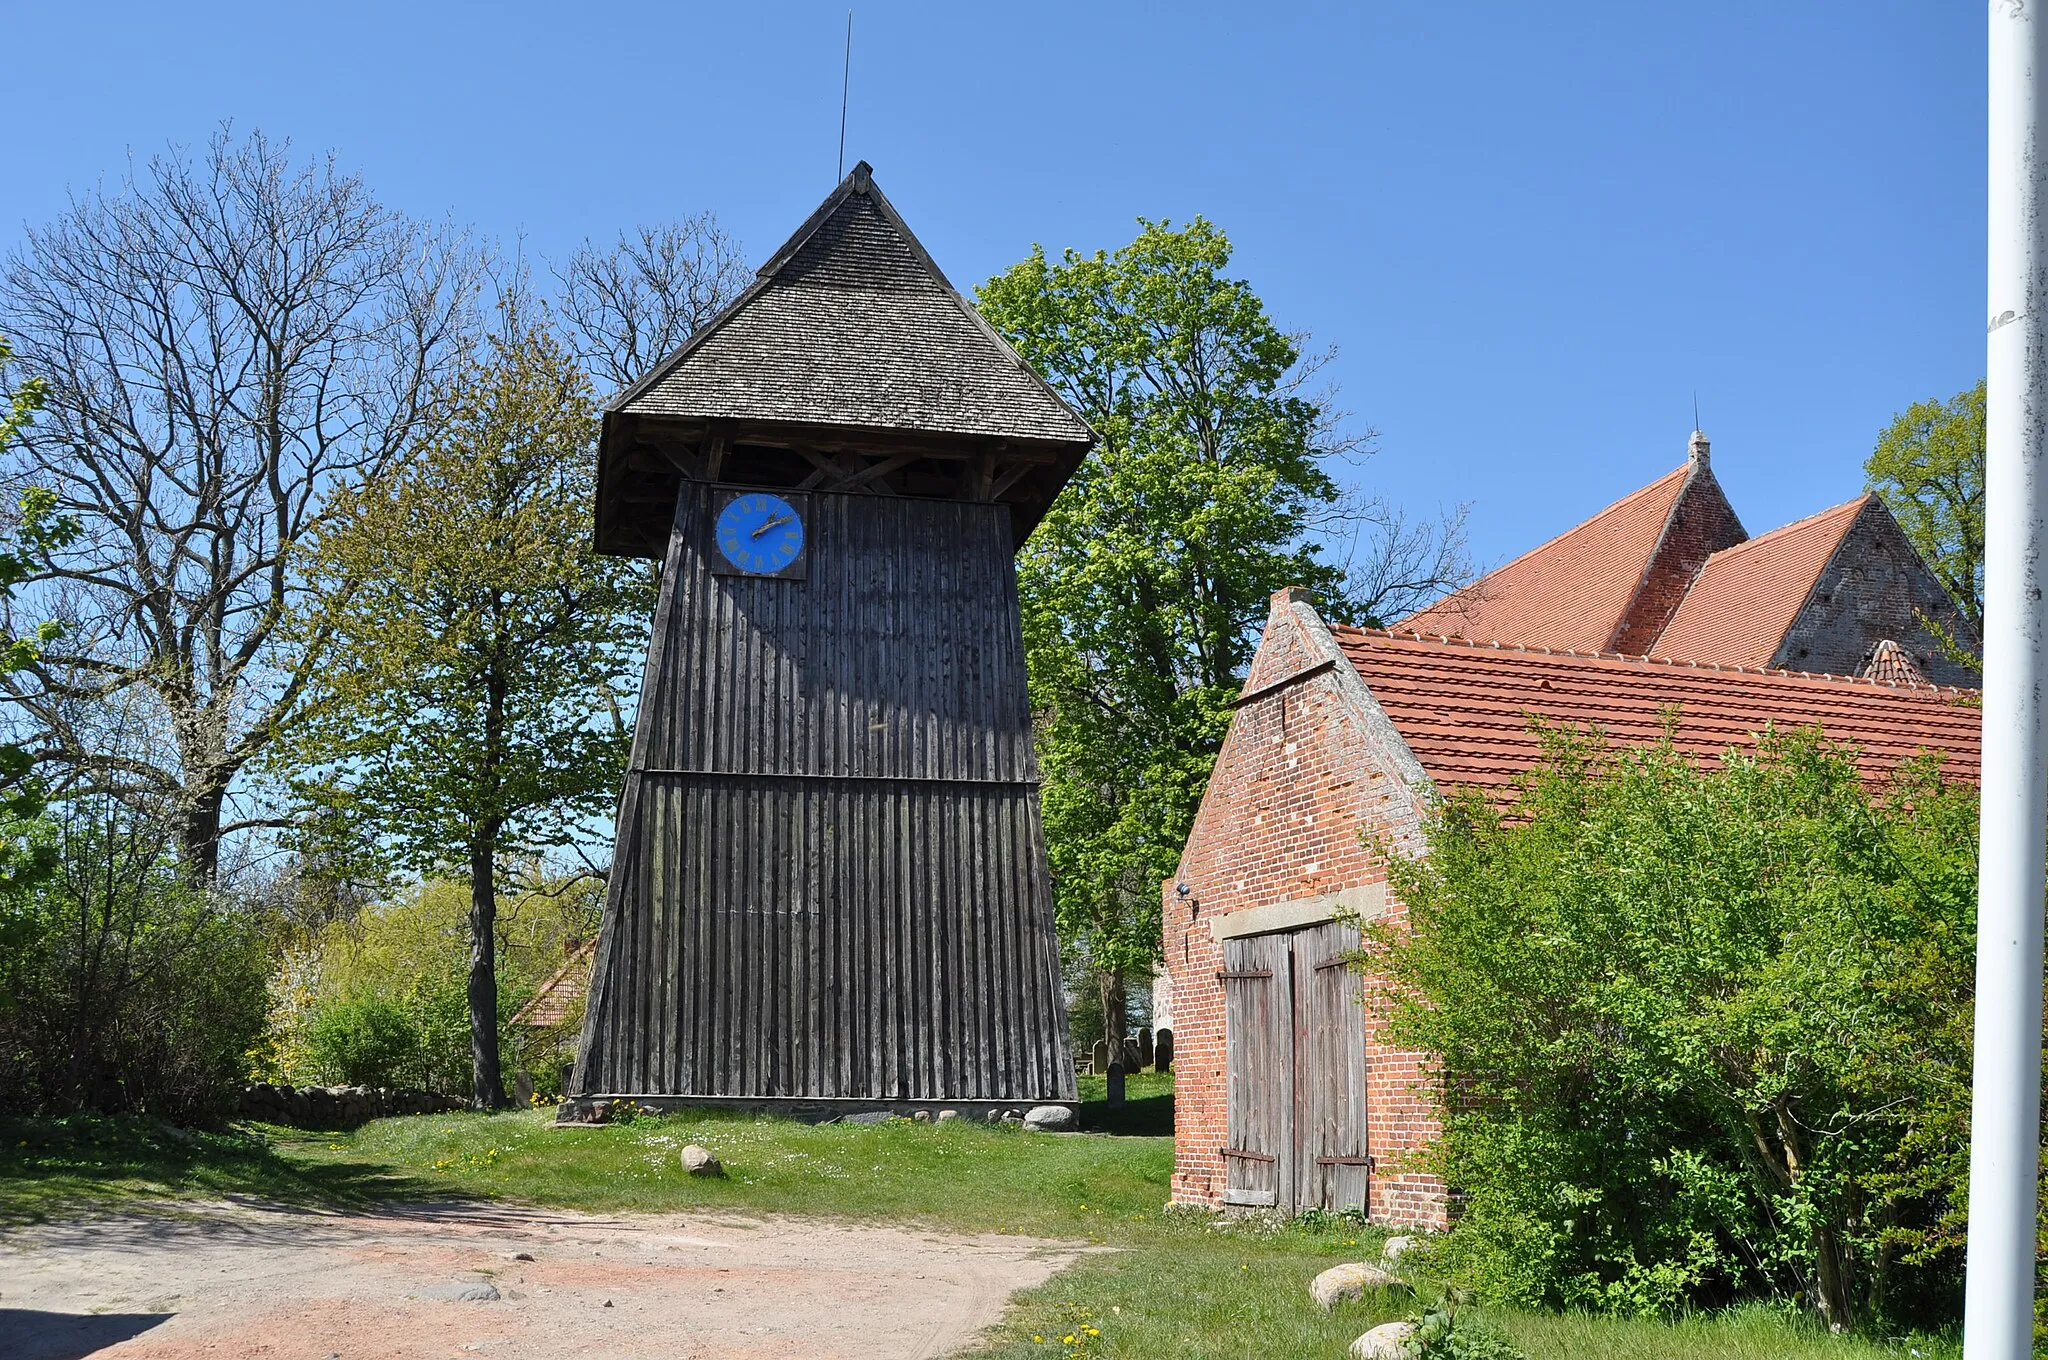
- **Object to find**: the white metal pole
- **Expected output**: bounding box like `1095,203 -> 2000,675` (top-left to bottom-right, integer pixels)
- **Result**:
1966,4 -> 2048,1355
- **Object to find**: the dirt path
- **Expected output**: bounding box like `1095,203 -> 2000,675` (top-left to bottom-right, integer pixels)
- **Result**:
0,1199 -> 1083,1359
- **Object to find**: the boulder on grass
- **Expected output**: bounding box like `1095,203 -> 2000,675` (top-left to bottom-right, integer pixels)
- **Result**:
1380,1234 -> 1416,1262
680,1144 -> 725,1177
1023,1105 -> 1076,1132
1351,1321 -> 1415,1358
1312,1261 -> 1406,1310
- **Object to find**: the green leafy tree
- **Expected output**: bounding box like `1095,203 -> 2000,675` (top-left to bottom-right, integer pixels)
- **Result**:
978,219 -> 1465,1048
0,336 -> 73,891
1866,380 -> 1985,632
281,307 -> 648,1108
1370,725 -> 1977,1330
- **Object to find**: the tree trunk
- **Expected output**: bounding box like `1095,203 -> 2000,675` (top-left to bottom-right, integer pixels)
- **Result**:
468,825 -> 507,1110
1811,1225 -> 1852,1333
1097,968 -> 1129,1059
1097,967 -> 1128,1107
1771,1096 -> 1853,1331
179,782 -> 226,884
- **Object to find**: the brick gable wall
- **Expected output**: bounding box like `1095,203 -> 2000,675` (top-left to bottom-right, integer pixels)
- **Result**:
1608,458 -> 1748,656
1165,590 -> 1448,1226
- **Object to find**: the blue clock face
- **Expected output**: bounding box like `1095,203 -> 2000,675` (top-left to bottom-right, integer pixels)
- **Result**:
715,492 -> 805,575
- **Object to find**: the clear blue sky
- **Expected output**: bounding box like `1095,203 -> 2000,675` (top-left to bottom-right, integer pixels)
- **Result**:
7,1 -> 1982,577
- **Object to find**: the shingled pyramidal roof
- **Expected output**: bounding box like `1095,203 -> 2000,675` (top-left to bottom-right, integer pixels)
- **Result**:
615,162 -> 1092,444
594,163 -> 1095,557
1399,432 -> 1980,686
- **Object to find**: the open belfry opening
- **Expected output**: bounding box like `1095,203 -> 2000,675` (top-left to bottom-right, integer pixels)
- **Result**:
569,163 -> 1092,1117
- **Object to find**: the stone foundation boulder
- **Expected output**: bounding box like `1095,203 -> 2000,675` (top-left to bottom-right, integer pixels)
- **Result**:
1311,1261 -> 1406,1310
1350,1321 -> 1416,1358
238,1082 -> 466,1128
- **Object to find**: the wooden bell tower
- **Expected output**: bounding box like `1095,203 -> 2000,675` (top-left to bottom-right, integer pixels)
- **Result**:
570,164 -> 1090,1116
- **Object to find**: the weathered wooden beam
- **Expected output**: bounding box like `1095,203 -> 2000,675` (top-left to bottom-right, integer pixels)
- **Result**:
988,461 -> 1039,501
702,426 -> 730,483
837,452 -> 918,490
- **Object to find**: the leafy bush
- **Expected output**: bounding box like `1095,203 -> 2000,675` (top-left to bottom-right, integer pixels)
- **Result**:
1372,725 -> 1977,1331
267,873 -> 598,1100
304,996 -> 421,1087
0,793 -> 269,1122
1403,1303 -> 1527,1360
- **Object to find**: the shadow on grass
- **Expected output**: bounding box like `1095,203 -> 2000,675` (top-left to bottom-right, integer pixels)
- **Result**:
1080,1090 -> 1173,1136
0,1114 -> 443,1225
1075,1069 -> 1174,1136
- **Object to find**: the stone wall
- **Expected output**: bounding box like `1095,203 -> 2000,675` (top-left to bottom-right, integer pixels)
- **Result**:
1774,500 -> 1981,686
239,1083 -> 465,1127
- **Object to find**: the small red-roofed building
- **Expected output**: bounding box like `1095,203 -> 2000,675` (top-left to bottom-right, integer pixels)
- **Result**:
1163,590 -> 1981,1225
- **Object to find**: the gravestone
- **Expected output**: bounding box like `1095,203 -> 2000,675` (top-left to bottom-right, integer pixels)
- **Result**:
1155,1028 -> 1174,1073
1090,1039 -> 1110,1075
1137,1027 -> 1154,1069
512,1070 -> 534,1107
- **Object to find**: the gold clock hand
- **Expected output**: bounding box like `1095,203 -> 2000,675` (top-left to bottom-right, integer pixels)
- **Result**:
752,514 -> 794,538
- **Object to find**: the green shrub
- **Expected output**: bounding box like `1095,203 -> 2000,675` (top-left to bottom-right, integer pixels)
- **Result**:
1372,725 -> 1977,1331
1404,1303 -> 1527,1360
304,996 -> 421,1088
0,793 -> 269,1122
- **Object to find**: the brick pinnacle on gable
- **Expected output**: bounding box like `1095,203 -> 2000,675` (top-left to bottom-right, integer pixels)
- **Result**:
1688,428 -> 1710,468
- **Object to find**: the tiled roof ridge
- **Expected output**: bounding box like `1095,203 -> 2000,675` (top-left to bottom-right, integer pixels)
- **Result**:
510,937 -> 596,1028
1687,493 -> 1873,568
1330,623 -> 1976,697
1451,461 -> 1691,587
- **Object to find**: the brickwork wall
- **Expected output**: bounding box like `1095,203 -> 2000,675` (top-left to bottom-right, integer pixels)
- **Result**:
1608,461 -> 1748,656
1166,591 -> 1447,1227
1774,501 -> 1982,686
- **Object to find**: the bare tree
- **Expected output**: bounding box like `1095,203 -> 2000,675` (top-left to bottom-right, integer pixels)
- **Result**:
554,216 -> 750,394
1321,493 -> 1472,627
1283,346 -> 1472,627
0,127 -> 477,880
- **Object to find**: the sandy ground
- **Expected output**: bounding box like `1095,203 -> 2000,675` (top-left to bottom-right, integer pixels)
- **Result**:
0,1199 -> 1084,1360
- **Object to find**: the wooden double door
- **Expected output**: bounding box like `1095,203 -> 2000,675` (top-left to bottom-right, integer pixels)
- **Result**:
1220,921 -> 1369,1213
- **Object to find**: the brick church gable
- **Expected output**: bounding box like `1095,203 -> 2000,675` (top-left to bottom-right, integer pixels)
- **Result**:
1401,434 -> 1980,684
1403,433 -> 1745,655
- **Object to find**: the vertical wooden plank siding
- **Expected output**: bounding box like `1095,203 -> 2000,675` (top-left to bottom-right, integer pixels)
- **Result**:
576,482 -> 1077,1103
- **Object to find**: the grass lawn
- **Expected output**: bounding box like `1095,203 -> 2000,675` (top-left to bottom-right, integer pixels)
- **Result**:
0,1075 -> 1957,1360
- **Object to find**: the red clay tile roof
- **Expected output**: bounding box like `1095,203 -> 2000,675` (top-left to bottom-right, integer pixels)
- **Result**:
1331,626 -> 1979,800
512,939 -> 594,1029
1648,496 -> 1871,668
1402,462 -> 1700,652
1862,639 -> 1930,686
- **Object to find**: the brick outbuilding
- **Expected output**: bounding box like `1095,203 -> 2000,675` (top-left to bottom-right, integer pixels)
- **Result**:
1165,520 -> 1982,1225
